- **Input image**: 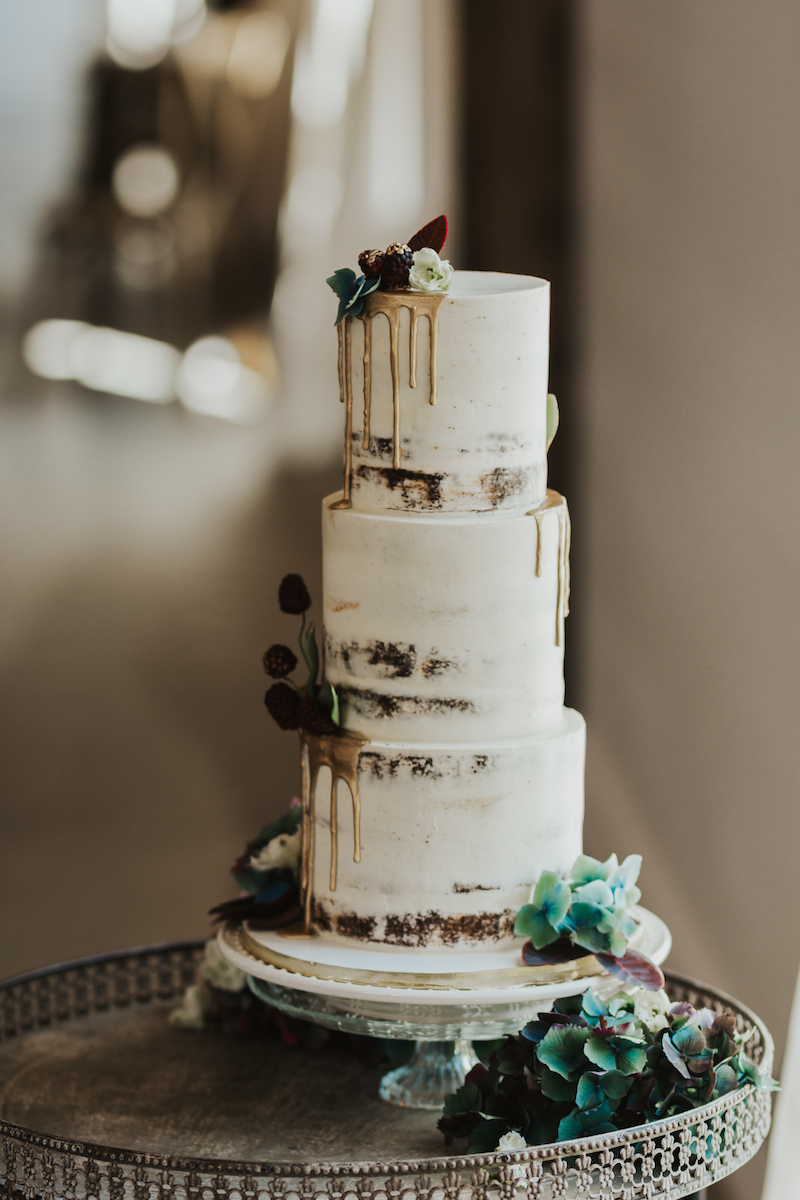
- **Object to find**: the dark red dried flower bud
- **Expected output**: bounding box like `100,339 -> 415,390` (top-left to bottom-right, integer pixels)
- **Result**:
263,643 -> 298,679
358,249 -> 384,279
298,695 -> 337,737
278,574 -> 311,615
264,681 -> 301,730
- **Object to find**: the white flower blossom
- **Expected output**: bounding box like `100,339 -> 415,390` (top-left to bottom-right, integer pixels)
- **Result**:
497,1130 -> 527,1153
633,988 -> 672,1033
589,974 -> 638,1004
495,1131 -> 528,1181
199,938 -> 246,992
169,984 -> 207,1028
249,830 -> 301,874
409,247 -> 453,293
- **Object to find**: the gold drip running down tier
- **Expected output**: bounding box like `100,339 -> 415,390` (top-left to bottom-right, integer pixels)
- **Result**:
299,729 -> 369,933
331,290 -> 446,510
530,489 -> 572,647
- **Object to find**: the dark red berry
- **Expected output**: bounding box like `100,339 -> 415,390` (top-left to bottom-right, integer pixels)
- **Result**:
298,695 -> 337,737
358,249 -> 384,279
264,682 -> 300,730
278,574 -> 311,614
263,644 -> 298,679
380,243 -> 413,290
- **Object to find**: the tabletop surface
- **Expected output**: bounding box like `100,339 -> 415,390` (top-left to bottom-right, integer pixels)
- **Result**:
0,1000 -> 442,1164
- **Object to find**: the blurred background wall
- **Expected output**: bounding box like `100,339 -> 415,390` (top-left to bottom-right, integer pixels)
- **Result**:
1,3 -> 798,1195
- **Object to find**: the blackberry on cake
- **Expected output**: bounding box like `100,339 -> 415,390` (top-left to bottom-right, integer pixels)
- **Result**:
379,243 -> 413,290
264,681 -> 300,730
358,249 -> 384,280
278,573 -> 311,614
297,695 -> 337,737
262,644 -> 298,679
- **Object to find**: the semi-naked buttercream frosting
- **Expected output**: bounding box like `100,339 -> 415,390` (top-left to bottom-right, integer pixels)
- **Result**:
302,269 -> 585,953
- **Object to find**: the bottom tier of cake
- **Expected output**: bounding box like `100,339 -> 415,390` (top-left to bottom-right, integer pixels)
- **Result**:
310,707 -> 585,951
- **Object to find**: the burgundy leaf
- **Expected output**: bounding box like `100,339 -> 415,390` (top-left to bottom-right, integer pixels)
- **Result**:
209,885 -> 302,930
522,937 -> 592,966
595,949 -> 666,991
408,214 -> 448,254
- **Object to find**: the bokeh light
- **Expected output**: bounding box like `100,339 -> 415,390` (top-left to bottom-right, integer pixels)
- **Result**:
106,0 -> 206,70
176,336 -> 275,424
112,146 -> 180,219
227,12 -> 291,100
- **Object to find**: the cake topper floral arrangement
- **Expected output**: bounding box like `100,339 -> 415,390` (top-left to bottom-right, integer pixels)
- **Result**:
326,214 -> 452,325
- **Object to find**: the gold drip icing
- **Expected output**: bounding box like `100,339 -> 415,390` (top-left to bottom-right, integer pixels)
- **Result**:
529,489 -> 572,646
330,318 -> 354,510
299,729 -> 369,934
336,320 -> 345,404
335,292 -> 446,500
361,313 -> 372,448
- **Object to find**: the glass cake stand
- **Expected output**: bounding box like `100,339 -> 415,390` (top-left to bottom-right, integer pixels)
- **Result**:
222,907 -> 673,1110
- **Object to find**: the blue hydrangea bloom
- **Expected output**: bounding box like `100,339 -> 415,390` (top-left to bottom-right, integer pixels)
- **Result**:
514,870 -> 572,948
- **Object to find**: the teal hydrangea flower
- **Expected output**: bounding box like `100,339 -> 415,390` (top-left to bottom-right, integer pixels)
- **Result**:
536,1024 -> 591,1081
563,876 -> 639,958
575,1069 -> 629,1110
661,1025 -> 713,1079
585,1030 -> 647,1075
557,1100 -> 617,1141
514,870 -> 572,948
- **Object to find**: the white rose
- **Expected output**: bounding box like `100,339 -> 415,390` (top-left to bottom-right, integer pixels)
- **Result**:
200,938 -> 246,992
409,247 -> 453,293
633,987 -> 672,1033
249,829 -> 301,874
495,1130 -> 528,1180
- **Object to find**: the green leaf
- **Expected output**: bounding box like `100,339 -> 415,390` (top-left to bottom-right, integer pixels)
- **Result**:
546,393 -> 559,451
599,1069 -> 632,1099
302,621 -> 320,695
317,681 -> 340,724
467,1117 -> 510,1154
540,1064 -> 576,1102
443,1081 -> 482,1116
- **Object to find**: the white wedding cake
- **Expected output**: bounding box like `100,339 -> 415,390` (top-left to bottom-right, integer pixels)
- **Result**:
304,267 -> 585,953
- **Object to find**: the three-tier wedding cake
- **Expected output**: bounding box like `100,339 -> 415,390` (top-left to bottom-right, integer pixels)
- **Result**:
298,246 -> 585,954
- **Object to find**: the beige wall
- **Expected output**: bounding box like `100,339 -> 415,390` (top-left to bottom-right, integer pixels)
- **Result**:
577,4 -> 800,1195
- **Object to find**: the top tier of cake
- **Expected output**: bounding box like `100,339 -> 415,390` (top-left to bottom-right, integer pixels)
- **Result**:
338,271 -> 550,514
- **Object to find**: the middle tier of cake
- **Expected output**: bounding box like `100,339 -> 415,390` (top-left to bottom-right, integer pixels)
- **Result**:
323,490 -> 571,743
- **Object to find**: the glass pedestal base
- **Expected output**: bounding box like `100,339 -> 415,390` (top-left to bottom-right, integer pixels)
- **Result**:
378,1040 -> 480,1110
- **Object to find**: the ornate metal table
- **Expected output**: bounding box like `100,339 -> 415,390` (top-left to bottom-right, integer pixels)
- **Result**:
0,942 -> 773,1199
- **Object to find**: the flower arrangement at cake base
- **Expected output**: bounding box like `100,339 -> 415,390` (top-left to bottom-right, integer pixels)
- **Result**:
437,983 -> 777,1153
